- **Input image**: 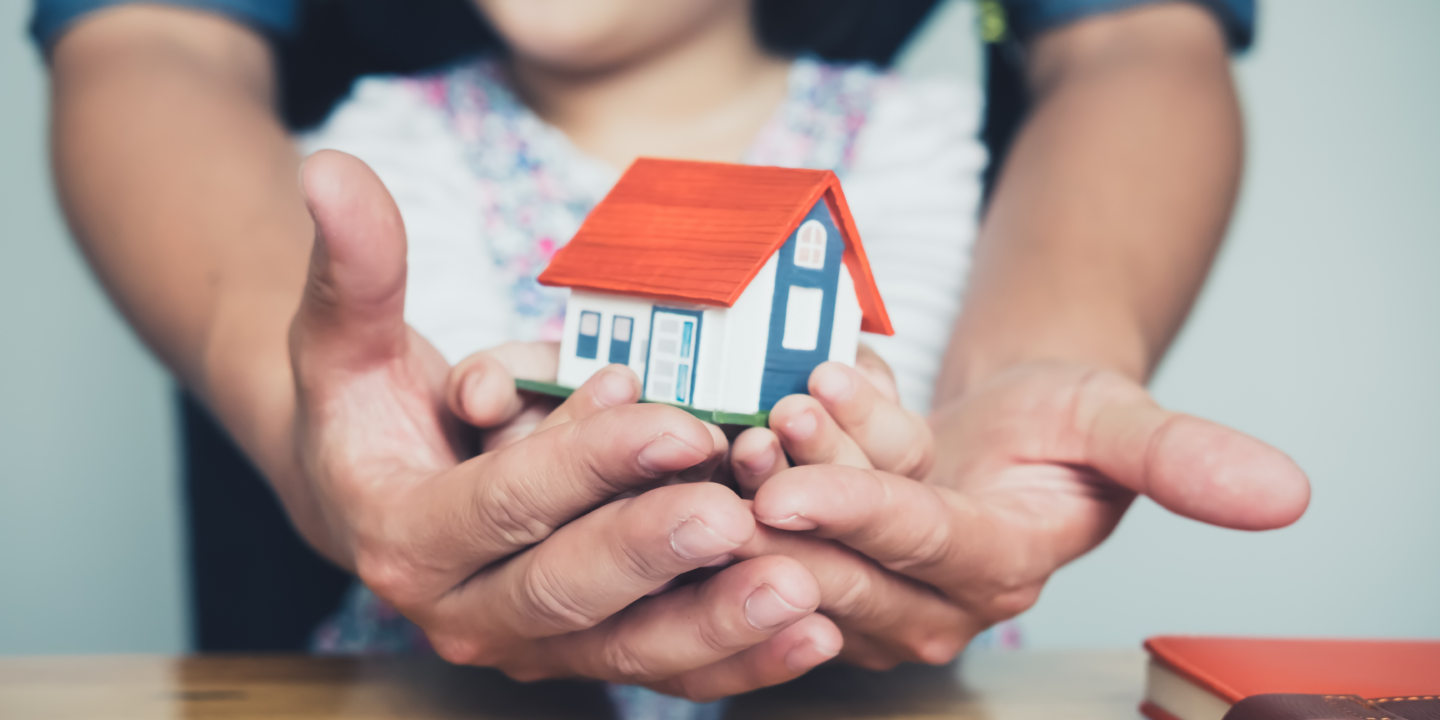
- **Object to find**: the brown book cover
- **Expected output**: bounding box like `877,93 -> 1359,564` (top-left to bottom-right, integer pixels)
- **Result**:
1142,636 -> 1440,720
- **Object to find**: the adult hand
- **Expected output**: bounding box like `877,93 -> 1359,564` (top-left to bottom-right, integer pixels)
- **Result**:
736,360 -> 1310,668
451,343 -> 958,670
287,150 -> 840,700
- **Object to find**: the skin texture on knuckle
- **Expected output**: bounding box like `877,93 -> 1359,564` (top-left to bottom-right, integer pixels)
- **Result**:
889,512 -> 954,574
890,421 -> 936,479
471,475 -> 556,549
609,528 -> 673,585
354,547 -> 426,610
824,563 -> 879,621
430,632 -> 486,666
600,632 -> 665,684
960,554 -> 1048,622
552,416 -> 656,496
520,561 -> 604,634
916,631 -> 970,666
986,584 -> 1043,621
691,606 -> 744,658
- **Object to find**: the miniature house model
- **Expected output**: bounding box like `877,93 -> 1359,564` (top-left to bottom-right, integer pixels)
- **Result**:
537,158 -> 893,419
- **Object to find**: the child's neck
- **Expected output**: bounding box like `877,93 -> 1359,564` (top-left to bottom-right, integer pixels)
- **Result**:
507,6 -> 790,170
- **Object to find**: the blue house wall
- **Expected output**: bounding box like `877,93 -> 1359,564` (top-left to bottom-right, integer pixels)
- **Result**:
758,199 -> 845,410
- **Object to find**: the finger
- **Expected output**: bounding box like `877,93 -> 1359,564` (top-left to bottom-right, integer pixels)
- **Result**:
730,428 -> 791,498
751,465 -> 974,593
531,365 -> 641,435
360,403 -> 722,603
447,342 -> 562,428
543,555 -> 821,684
767,394 -> 872,469
670,421 -> 731,487
854,344 -> 901,403
479,400 -> 556,454
292,150 -> 409,370
1076,371 -> 1310,530
809,362 -> 934,479
735,525 -> 978,665
755,461 -> 1132,623
650,614 -> 842,702
435,482 -> 755,642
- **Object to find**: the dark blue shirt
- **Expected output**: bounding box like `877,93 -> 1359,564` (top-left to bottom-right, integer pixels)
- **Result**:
31,0 -> 1254,53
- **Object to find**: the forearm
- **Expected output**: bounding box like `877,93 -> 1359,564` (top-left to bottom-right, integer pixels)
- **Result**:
51,7 -> 319,529
937,2 -> 1241,401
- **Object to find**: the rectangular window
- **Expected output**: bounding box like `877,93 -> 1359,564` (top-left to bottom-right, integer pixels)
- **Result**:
576,310 -> 600,359
608,316 -> 633,364
781,286 -> 823,351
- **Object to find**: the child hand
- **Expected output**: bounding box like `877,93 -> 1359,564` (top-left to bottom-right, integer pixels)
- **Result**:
728,349 -> 973,669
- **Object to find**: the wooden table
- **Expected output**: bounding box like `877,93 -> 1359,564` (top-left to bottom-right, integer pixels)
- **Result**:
0,650 -> 1146,719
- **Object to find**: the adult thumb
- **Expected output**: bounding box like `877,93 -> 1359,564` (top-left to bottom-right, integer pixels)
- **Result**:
291,150 -> 408,368
1084,381 -> 1311,531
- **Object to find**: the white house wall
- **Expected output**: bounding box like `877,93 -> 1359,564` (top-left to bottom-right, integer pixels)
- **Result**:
719,255 -> 779,415
557,291 -> 655,389
828,263 -> 861,366
691,307 -> 727,412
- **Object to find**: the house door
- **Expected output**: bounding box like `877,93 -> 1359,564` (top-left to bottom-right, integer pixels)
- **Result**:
643,308 -> 702,405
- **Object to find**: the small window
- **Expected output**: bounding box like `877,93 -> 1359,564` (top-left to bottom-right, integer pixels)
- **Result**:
793,219 -> 827,270
781,286 -> 823,351
608,316 -> 633,364
576,310 -> 600,359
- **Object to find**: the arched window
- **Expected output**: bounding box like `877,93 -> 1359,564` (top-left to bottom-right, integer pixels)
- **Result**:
794,219 -> 826,270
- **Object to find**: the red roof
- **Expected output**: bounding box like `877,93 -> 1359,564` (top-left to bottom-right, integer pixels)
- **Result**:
537,158 -> 893,335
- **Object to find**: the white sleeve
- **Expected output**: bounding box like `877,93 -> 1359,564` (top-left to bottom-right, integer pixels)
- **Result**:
843,77 -> 988,415
296,77 -> 512,365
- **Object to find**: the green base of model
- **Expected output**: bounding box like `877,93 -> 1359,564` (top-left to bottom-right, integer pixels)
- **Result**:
514,379 -> 770,428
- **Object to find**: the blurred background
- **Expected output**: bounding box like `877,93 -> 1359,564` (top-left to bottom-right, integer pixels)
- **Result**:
1,0 -> 1436,656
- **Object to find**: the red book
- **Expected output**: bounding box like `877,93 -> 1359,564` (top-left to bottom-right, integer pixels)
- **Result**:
1143,636 -> 1440,720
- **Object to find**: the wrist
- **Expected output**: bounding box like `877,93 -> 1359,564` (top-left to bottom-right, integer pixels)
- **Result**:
936,314 -> 1153,405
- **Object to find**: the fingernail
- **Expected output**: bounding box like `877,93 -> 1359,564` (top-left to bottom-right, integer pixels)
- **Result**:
638,434 -> 707,474
740,443 -> 776,476
785,639 -> 840,672
461,370 -> 491,420
813,365 -> 854,403
759,513 -> 818,531
595,368 -> 635,407
783,411 -> 817,442
670,517 -> 740,560
745,584 -> 805,630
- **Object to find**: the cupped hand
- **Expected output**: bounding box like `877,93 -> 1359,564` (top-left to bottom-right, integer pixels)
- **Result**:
286,150 -> 839,700
728,353 -> 976,669
746,361 -> 1311,666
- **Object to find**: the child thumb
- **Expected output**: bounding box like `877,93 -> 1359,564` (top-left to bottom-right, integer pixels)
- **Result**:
291,150 -> 409,368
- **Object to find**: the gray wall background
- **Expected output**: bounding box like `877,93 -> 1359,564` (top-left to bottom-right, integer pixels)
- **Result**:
0,0 -> 1435,656
0,1 -> 185,653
